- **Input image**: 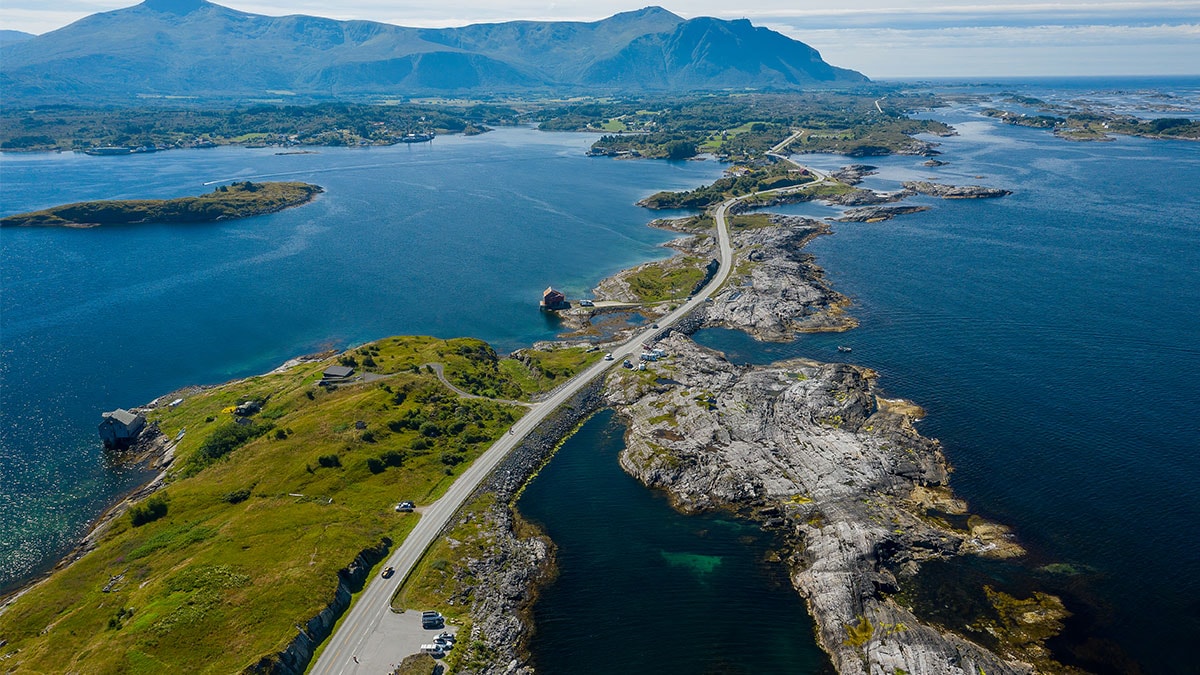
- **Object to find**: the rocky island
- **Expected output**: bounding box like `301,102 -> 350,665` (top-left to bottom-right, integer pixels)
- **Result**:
417,166 -> 1071,675
0,181 -> 323,228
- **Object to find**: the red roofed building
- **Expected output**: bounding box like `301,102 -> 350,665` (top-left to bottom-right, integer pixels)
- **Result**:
541,286 -> 568,310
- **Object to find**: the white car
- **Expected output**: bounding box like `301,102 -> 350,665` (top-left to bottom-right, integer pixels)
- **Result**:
604,353 -> 614,361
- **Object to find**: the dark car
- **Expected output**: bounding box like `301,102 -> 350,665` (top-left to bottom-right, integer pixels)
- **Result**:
381,566 -> 395,578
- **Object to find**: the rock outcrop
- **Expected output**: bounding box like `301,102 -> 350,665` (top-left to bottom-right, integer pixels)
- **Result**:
605,335 -> 1032,675
834,205 -> 932,222
703,215 -> 856,339
450,506 -> 549,675
902,181 -> 1012,199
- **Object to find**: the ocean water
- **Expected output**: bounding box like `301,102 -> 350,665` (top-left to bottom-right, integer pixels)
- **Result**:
692,101 -> 1200,672
518,410 -> 831,674
1,82 -> 1197,675
0,128 -> 727,592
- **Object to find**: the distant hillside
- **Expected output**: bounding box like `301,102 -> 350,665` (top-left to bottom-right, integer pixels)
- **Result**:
0,29 -> 35,46
0,1 -> 867,102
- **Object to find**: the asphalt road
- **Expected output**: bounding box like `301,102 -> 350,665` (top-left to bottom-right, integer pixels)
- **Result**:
311,148 -> 825,675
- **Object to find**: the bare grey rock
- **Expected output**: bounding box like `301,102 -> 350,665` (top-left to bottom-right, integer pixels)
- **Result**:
703,215 -> 855,340
829,164 -> 878,185
834,205 -> 932,222
821,188 -> 909,206
454,506 -> 548,675
606,335 -> 1030,675
902,181 -> 1012,199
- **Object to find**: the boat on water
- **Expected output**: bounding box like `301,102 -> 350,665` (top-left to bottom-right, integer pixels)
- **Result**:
837,345 -> 852,353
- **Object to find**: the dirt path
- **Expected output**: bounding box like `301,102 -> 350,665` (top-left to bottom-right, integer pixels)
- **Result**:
424,363 -> 538,408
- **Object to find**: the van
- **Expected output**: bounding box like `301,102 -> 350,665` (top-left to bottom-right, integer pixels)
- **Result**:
420,644 -> 444,656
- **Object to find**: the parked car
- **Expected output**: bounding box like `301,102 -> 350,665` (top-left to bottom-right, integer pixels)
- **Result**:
437,631 -> 456,642
395,501 -> 415,512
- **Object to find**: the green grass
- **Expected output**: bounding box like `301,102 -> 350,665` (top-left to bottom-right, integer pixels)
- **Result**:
0,335 -> 564,674
729,213 -> 774,230
844,615 -> 875,648
1,181 -> 322,228
394,493 -> 551,672
497,347 -> 603,398
600,118 -> 629,132
394,493 -> 495,618
624,257 -> 707,302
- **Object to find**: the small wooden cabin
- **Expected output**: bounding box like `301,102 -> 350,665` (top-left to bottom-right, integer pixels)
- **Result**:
541,287 -> 568,310
98,408 -> 146,449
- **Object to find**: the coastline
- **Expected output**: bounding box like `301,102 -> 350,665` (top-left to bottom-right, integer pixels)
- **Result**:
1,147 -> 1067,674
0,424 -> 176,609
419,163 -> 1074,674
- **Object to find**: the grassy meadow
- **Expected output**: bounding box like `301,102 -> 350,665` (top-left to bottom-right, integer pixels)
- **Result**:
0,336 -> 596,673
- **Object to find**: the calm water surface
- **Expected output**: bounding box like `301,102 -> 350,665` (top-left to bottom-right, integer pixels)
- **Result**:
0,128 -> 727,591
519,410 -> 830,674
2,85 -> 1199,674
695,103 -> 1200,672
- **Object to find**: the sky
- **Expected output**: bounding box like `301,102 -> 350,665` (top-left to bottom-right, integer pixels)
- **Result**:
2,0 -> 1198,78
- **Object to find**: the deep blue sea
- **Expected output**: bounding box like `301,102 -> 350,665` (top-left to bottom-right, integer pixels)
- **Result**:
2,80 -> 1199,673
693,101 -> 1200,671
0,129 -> 727,592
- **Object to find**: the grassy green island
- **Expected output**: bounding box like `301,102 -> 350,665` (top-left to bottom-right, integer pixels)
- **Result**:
0,181 -> 323,228
0,336 -> 599,673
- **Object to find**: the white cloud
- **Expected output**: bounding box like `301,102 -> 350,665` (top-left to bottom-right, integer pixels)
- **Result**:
788,24 -> 1200,77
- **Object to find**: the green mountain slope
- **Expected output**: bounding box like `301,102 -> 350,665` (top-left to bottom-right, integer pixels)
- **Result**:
0,1 -> 867,101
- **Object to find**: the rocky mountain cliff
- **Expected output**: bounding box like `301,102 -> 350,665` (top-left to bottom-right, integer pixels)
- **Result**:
0,1 -> 867,101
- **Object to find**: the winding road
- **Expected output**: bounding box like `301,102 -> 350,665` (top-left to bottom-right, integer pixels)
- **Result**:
311,143 -> 826,675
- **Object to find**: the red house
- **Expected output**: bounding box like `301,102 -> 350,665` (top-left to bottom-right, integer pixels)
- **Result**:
541,287 -> 568,310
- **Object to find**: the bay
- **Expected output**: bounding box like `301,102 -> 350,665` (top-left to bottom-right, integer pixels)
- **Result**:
2,81 -> 1198,675
518,410 -> 831,674
0,128 -> 727,591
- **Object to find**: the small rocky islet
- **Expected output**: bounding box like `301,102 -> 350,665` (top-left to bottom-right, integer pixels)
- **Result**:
0,181 -> 323,228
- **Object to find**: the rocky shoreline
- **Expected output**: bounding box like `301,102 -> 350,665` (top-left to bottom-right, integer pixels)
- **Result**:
604,334 -> 1063,673
452,165 -> 1072,674
0,423 -> 177,610
560,212 -> 857,344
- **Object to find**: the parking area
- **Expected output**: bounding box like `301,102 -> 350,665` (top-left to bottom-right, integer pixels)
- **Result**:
333,609 -> 459,673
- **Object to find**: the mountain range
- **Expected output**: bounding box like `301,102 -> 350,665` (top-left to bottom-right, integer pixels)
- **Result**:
0,0 -> 867,102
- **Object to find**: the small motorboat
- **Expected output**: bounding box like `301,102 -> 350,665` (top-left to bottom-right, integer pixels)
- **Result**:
837,345 -> 852,353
